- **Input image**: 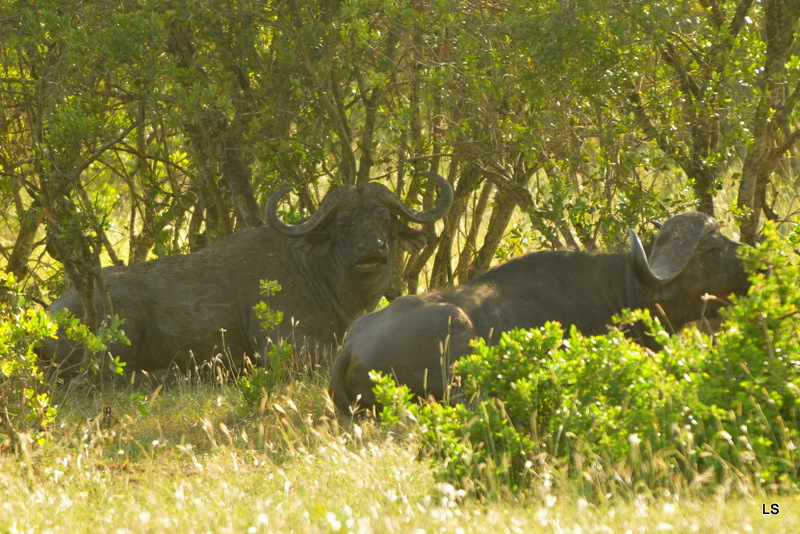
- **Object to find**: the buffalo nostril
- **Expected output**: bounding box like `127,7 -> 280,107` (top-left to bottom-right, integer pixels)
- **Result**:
359,238 -> 387,252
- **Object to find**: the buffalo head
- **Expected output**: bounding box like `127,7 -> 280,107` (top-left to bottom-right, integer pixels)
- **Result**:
268,173 -> 450,260
265,171 -> 454,313
629,212 -> 750,329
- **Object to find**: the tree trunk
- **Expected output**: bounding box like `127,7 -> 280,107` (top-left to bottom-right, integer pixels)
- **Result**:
737,0 -> 800,243
43,194 -> 106,369
453,178 -> 491,284
737,134 -> 772,244
468,191 -> 517,279
684,158 -> 717,217
5,205 -> 42,281
221,130 -> 263,229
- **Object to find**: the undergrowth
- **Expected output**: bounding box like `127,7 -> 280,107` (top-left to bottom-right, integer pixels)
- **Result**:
373,221 -> 800,499
1,320 -> 797,530
0,273 -> 57,454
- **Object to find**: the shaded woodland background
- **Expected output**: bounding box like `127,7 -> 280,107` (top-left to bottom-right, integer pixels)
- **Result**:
1,0 -> 799,311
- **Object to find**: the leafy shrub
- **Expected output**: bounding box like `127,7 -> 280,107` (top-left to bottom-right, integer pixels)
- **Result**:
375,317 -> 686,495
686,221 -> 800,485
53,310 -> 130,378
240,280 -> 294,407
374,223 -> 800,497
0,273 -> 58,453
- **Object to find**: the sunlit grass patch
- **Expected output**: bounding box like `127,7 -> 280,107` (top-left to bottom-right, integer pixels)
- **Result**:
0,370 -> 799,532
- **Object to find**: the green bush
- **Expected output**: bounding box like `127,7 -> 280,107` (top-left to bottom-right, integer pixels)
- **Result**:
374,222 -> 800,497
53,310 -> 130,378
687,221 -> 800,485
0,273 -> 58,454
239,279 -> 294,407
375,318 -> 687,495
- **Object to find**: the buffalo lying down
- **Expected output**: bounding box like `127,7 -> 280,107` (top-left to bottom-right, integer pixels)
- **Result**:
43,172 -> 453,377
330,212 -> 751,413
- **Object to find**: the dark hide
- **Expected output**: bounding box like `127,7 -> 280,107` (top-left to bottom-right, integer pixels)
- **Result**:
330,212 -> 751,413
42,173 -> 452,378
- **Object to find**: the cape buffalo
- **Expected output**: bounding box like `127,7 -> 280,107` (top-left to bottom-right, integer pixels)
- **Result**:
330,212 -> 751,413
42,172 -> 453,377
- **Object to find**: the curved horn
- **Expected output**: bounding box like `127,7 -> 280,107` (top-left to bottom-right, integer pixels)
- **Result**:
629,229 -> 674,287
265,171 -> 453,236
265,186 -> 352,237
378,171 -> 454,224
630,212 -> 718,288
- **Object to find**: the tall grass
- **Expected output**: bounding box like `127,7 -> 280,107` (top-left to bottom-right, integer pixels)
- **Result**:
2,371 -> 798,533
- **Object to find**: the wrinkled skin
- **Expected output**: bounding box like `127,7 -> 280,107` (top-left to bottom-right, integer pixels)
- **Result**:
330,212 -> 751,413
42,173 -> 452,378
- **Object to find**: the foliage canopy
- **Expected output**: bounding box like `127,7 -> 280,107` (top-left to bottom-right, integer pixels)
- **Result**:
1,0 -> 799,306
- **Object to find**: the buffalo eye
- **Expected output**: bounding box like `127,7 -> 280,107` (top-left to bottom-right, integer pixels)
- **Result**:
701,246 -> 723,273
335,211 -> 356,231
373,207 -> 391,225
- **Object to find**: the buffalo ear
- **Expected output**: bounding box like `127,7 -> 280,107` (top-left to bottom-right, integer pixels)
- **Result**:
396,223 -> 427,252
632,212 -> 717,287
293,233 -> 331,255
